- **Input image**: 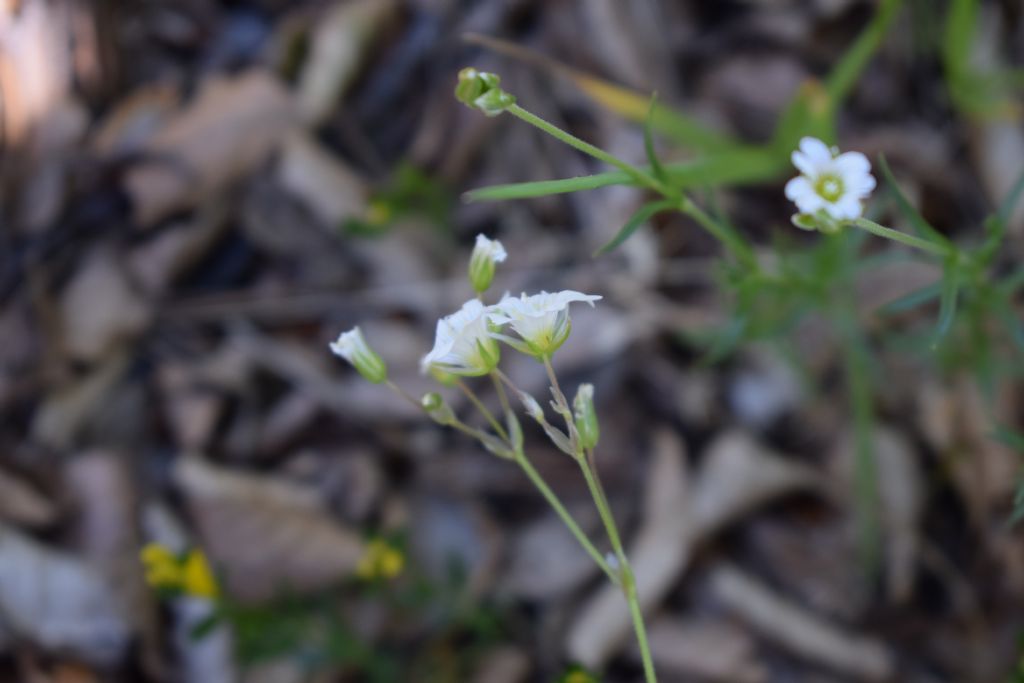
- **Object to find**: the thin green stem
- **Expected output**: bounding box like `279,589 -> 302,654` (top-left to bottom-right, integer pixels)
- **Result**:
679,197 -> 758,269
386,380 -> 423,411
577,452 -> 657,683
490,371 -> 512,418
853,218 -> 950,257
542,355 -> 579,447
514,451 -> 619,584
506,104 -> 675,198
456,378 -> 509,441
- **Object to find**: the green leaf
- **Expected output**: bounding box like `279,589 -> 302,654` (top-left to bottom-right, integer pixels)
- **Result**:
878,155 -> 950,246
942,0 -> 977,80
594,199 -> 677,256
464,173 -> 630,201
465,147 -> 786,202
825,0 -> 905,106
644,94 -> 669,184
931,260 -> 961,347
878,281 -> 943,314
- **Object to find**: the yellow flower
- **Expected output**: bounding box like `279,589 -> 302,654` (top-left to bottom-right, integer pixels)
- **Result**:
357,539 -> 405,580
140,543 -> 219,598
182,549 -> 219,598
564,671 -> 597,683
141,543 -> 182,590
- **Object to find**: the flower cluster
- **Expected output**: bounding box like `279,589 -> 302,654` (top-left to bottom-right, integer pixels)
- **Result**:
331,234 -> 602,381
141,544 -> 219,599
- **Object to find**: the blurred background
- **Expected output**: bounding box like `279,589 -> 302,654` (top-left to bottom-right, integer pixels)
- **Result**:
1,0 -> 1023,681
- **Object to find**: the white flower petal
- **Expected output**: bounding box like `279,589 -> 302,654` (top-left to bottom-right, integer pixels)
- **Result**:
828,195 -> 864,220
784,176 -> 814,202
798,137 -> 833,166
834,151 -> 870,176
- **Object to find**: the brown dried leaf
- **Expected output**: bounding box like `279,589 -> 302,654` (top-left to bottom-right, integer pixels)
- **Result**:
31,352 -> 131,450
124,70 -> 295,225
59,247 -> 151,362
296,0 -> 395,125
174,457 -> 365,603
277,131 -> 368,228
568,430 -> 819,668
710,564 -> 895,681
645,617 -> 766,683
0,468 -> 57,528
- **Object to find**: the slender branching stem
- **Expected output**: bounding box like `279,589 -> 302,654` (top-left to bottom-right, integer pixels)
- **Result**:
506,104 -> 675,198
386,380 -> 423,411
490,370 -> 512,418
514,449 -> 619,584
456,378 -> 509,441
853,218 -> 950,257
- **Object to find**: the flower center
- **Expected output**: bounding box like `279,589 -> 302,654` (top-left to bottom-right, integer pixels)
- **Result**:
814,174 -> 845,203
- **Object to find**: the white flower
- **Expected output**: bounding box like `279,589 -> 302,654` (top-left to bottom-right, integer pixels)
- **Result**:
330,327 -> 387,383
420,299 -> 500,376
784,136 -> 876,221
490,290 -> 602,358
468,234 -> 507,293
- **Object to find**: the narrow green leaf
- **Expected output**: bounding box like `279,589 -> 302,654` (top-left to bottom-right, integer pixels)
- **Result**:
878,155 -> 949,246
879,281 -> 943,314
465,173 -> 629,201
825,0 -> 904,105
466,146 -> 787,203
942,0 -> 977,79
644,93 -> 668,184
932,261 -> 961,346
594,199 -> 677,256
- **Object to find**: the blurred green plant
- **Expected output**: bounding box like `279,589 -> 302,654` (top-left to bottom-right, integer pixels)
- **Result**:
463,0 -> 901,213
942,0 -> 1024,118
343,162 -> 453,237
456,0 -> 1024,554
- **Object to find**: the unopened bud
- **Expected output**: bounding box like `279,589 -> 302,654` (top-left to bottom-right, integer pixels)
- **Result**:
421,392 -> 455,425
468,234 -> 507,293
455,68 -> 516,117
329,327 -> 387,384
573,383 -> 599,450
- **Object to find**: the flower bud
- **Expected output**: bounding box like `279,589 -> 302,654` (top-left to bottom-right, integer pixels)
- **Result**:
455,67 -> 515,117
518,390 -> 545,422
330,327 -> 388,383
573,383 -> 599,450
421,392 -> 455,425
468,234 -> 507,293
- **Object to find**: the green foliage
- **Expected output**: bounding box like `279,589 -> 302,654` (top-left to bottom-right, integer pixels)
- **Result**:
188,545 -> 506,682
344,163 -> 453,236
941,0 -> 1024,117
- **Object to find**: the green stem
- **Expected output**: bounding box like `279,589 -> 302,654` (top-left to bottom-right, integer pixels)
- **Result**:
386,380 -> 423,411
577,453 -> 657,683
679,197 -> 758,270
506,104 -> 674,198
490,371 -> 512,418
853,218 -> 950,257
456,378 -> 509,441
514,451 -> 619,584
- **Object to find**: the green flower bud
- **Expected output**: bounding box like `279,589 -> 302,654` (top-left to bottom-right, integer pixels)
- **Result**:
573,383 -> 599,451
455,68 -> 515,117
421,392 -> 455,425
329,327 -> 387,384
